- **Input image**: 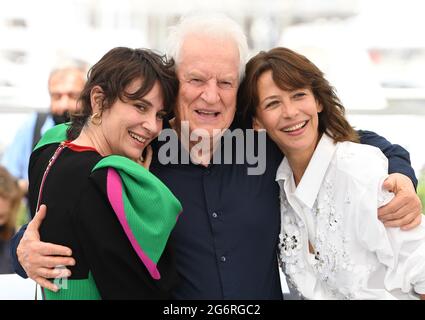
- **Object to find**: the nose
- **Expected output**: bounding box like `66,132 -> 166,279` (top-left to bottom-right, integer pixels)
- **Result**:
280,102 -> 299,119
51,94 -> 77,114
142,112 -> 161,136
200,81 -> 220,105
59,95 -> 72,109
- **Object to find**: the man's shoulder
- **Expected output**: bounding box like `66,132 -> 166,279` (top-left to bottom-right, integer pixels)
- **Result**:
22,112 -> 40,128
1,113 -> 39,162
13,112 -> 43,141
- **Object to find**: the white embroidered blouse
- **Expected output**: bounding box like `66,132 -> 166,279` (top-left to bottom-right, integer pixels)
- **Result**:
276,134 -> 425,300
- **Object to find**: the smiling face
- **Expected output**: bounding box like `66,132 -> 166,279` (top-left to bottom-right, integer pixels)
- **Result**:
254,70 -> 322,158
175,34 -> 240,138
97,79 -> 166,160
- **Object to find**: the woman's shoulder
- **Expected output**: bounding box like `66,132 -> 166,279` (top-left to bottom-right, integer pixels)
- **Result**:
33,142 -> 101,164
30,143 -> 104,196
333,140 -> 388,183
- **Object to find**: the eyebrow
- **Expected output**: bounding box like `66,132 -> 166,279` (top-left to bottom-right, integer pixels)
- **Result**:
218,76 -> 237,83
184,71 -> 237,81
260,95 -> 281,106
134,98 -> 153,107
185,71 -> 205,78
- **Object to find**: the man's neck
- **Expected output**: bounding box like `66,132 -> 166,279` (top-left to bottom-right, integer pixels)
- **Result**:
171,118 -> 222,167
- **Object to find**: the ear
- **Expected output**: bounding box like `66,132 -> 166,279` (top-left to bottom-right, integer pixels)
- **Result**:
252,116 -> 266,131
90,86 -> 104,114
316,101 -> 323,113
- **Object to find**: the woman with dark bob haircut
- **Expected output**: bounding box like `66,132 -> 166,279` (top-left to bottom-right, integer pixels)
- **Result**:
26,47 -> 182,299
239,47 -> 425,300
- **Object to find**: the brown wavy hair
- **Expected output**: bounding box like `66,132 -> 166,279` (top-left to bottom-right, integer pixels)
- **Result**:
0,166 -> 23,240
238,47 -> 359,143
67,47 -> 178,140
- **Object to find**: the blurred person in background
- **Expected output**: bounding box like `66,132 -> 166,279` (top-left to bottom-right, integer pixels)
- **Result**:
1,60 -> 87,195
0,166 -> 23,274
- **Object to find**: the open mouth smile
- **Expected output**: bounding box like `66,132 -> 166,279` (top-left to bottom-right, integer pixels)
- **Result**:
129,130 -> 148,144
282,120 -> 308,133
195,109 -> 221,118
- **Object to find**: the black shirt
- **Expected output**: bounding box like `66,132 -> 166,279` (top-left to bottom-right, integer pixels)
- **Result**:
151,127 -> 284,299
27,143 -> 178,299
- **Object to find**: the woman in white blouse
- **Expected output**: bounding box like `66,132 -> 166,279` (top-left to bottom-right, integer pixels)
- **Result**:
239,47 -> 425,300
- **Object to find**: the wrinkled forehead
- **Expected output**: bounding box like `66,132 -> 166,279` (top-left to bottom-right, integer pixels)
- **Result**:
48,69 -> 86,91
178,34 -> 240,75
49,68 -> 85,82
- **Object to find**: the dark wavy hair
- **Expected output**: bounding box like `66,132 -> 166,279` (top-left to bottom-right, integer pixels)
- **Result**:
67,47 -> 178,140
238,47 -> 359,143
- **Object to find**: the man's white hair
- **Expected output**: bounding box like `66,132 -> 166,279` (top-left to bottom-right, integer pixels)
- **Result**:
166,12 -> 249,81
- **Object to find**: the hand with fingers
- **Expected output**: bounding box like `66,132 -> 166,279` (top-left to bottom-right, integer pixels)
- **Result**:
378,173 -> 423,230
16,204 -> 76,292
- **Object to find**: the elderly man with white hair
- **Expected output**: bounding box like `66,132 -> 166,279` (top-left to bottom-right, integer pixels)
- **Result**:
10,13 -> 422,300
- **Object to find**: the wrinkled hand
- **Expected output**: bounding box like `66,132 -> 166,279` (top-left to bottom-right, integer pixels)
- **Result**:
378,173 -> 423,230
136,145 -> 153,170
17,204 -> 75,292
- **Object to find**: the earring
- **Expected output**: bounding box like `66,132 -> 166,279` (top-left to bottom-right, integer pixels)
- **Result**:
90,112 -> 102,125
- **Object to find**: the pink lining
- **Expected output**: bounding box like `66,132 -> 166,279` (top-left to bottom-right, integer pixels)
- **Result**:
106,168 -> 160,280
